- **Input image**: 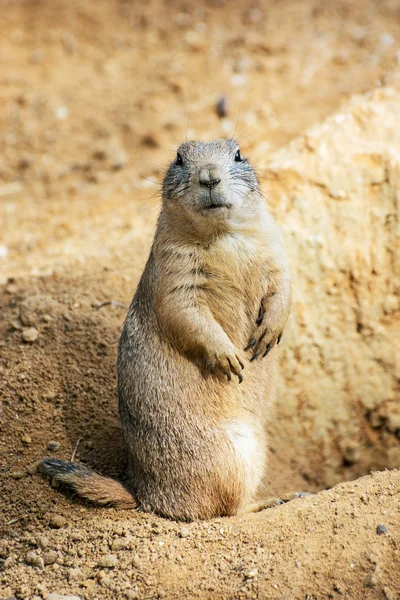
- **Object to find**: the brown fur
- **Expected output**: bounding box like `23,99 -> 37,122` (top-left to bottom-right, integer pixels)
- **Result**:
39,140 -> 291,521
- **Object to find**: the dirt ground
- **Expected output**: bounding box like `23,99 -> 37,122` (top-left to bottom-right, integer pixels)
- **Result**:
1,1 -> 400,599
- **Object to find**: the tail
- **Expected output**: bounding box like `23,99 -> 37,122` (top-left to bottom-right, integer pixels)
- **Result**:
38,458 -> 137,509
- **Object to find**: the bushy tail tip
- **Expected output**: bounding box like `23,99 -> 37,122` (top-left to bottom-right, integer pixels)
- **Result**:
38,458 -> 137,509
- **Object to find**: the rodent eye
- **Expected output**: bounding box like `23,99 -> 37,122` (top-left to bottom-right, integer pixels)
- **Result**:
176,152 -> 183,166
234,149 -> 244,162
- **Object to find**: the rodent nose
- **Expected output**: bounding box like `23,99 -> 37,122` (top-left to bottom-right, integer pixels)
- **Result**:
198,166 -> 221,188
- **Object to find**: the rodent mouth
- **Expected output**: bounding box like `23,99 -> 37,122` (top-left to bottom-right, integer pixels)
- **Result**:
202,203 -> 232,211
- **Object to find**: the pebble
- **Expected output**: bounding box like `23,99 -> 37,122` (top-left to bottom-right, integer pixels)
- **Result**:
179,527 -> 190,538
26,550 -> 44,568
141,134 -> 159,148
132,555 -> 141,568
27,460 -> 42,475
22,434 -> 32,444
216,96 -> 228,118
98,554 -> 118,568
10,470 -> 27,479
246,568 -> 258,579
20,302 -> 37,327
43,550 -> 58,565
376,524 -> 387,535
6,282 -> 18,294
49,514 -> 67,529
99,576 -> 111,587
3,556 -> 14,568
47,441 -> 61,451
111,537 -> 132,551
21,327 -> 38,343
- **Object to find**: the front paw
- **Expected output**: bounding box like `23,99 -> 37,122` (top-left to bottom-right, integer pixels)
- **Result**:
245,313 -> 283,361
207,347 -> 245,383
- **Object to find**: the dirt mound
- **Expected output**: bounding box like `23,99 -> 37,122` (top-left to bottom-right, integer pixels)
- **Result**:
1,1 -> 400,599
268,87 -> 400,489
2,471 -> 399,600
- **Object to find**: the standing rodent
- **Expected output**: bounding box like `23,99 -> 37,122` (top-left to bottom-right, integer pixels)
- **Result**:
39,139 -> 292,521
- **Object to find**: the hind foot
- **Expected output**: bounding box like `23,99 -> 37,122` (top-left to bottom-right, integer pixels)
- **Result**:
239,491 -> 313,515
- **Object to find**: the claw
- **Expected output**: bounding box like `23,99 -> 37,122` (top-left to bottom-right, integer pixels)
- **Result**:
238,373 -> 243,384
225,371 -> 232,382
250,350 -> 261,362
256,311 -> 264,326
277,333 -> 282,345
238,358 -> 245,370
209,361 -> 215,374
262,342 -> 274,357
244,339 -> 256,351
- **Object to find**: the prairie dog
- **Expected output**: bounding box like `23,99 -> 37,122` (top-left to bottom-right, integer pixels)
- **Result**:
39,139 -> 291,521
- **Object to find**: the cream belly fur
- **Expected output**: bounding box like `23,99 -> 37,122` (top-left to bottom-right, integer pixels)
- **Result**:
225,419 -> 267,501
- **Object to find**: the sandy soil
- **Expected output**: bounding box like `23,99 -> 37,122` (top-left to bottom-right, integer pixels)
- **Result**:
1,1 -> 400,599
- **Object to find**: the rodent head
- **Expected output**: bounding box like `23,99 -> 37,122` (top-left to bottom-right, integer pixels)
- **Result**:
162,139 -> 261,232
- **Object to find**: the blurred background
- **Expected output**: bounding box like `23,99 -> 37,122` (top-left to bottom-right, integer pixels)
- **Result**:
1,0 -> 400,278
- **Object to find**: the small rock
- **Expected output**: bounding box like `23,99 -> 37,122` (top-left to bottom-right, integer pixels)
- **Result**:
246,568 -> 258,579
380,33 -> 394,47
20,303 -> 37,326
26,550 -> 44,568
92,149 -> 107,160
56,106 -> 69,120
179,527 -> 190,538
49,514 -> 67,529
3,556 -> 14,568
98,554 -> 118,568
27,460 -> 42,475
111,537 -> 132,551
43,550 -> 58,565
111,150 -> 128,171
67,567 -> 82,580
10,470 -> 27,480
21,327 -> 38,343
141,134 -> 159,148
37,535 -> 50,548
216,96 -> 228,118
132,555 -> 141,568
230,74 -> 246,87
47,441 -> 61,451
22,434 -> 32,444
6,282 -> 18,294
233,58 -> 248,73
185,30 -> 204,51
376,524 -> 387,535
